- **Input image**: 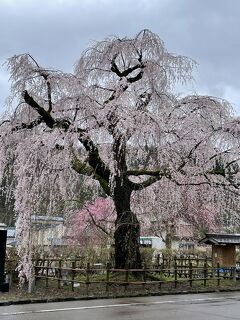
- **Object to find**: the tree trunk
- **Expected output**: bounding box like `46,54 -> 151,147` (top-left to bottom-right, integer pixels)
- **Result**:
165,224 -> 174,250
113,184 -> 142,269
114,210 -> 141,269
165,232 -> 172,251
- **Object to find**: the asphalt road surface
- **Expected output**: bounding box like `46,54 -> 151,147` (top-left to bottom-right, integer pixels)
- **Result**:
1,292 -> 240,320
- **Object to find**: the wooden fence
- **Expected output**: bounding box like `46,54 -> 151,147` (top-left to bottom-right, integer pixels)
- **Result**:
5,256 -> 240,295
33,258 -> 239,293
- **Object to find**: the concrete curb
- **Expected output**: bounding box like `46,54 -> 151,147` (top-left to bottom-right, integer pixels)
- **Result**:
0,287 -> 240,306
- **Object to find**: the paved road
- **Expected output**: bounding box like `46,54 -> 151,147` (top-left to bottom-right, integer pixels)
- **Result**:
1,292 -> 240,319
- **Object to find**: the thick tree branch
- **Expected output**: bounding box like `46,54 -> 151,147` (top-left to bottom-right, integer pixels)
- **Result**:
71,153 -> 110,195
111,53 -> 143,78
11,117 -> 43,132
127,70 -> 144,83
23,91 -> 112,190
78,133 -> 111,183
130,176 -> 162,191
27,54 -> 53,113
46,81 -> 53,112
38,69 -> 53,113
110,53 -> 145,84
23,90 -> 55,128
127,167 -> 169,190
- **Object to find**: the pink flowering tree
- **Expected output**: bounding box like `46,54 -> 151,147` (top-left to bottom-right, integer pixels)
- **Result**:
68,197 -> 115,246
0,30 -> 239,281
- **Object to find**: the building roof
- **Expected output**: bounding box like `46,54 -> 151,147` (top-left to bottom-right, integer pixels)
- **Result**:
0,223 -> 7,227
31,215 -> 64,222
200,233 -> 240,245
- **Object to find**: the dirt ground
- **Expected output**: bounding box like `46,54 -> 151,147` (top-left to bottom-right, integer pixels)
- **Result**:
1,279 -> 240,303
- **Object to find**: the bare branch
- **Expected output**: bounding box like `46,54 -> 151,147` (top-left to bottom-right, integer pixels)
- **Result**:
86,208 -> 110,236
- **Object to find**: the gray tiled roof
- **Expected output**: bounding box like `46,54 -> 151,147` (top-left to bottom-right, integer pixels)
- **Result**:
200,233 -> 240,245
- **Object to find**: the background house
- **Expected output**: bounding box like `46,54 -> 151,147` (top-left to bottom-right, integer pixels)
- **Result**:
141,219 -> 195,251
0,223 -> 16,247
31,215 -> 66,247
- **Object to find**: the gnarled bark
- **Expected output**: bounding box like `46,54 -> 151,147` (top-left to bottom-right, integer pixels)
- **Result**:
113,183 -> 141,268
114,210 -> 141,269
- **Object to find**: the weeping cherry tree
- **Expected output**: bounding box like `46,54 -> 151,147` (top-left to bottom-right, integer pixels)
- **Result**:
0,30 -> 240,281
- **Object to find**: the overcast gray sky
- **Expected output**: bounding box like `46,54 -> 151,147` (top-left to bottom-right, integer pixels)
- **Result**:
0,0 -> 240,114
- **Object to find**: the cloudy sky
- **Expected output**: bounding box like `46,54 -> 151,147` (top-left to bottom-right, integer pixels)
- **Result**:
0,0 -> 240,114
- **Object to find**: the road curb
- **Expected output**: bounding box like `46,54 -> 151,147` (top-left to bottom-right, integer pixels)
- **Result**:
1,287 -> 240,306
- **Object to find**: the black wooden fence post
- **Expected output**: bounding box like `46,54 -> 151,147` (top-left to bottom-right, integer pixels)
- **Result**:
174,257 -> 177,288
71,261 -> 76,291
204,260 -> 207,287
86,262 -> 90,296
58,260 -> 62,289
189,262 -> 193,287
217,262 -> 220,286
106,262 -> 110,294
46,259 -> 49,288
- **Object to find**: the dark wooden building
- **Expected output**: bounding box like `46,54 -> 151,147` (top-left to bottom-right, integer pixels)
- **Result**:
200,233 -> 240,267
